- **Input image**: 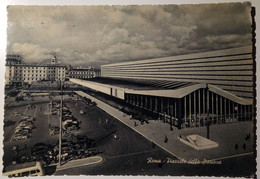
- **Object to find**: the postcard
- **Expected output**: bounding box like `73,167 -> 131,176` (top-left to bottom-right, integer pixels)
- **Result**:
2,1 -> 257,178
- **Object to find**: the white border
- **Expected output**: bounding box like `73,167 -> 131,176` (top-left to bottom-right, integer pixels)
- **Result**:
0,1 -> 259,179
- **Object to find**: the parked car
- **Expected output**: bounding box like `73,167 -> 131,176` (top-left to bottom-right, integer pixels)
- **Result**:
13,134 -> 28,140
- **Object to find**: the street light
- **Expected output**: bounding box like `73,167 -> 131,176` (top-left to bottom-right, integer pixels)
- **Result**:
58,80 -> 63,166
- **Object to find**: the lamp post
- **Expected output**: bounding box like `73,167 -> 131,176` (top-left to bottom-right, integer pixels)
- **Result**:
58,80 -> 63,166
206,109 -> 211,139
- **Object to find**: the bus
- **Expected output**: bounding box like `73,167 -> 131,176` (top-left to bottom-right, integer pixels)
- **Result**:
3,161 -> 45,177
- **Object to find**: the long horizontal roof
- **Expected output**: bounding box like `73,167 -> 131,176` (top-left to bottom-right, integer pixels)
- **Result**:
70,78 -> 252,105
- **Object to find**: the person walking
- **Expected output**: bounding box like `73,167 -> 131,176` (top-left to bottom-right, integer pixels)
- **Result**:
164,135 -> 168,143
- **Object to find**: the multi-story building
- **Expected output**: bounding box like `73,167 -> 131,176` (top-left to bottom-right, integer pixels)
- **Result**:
5,55 -> 66,86
70,45 -> 254,129
68,66 -> 100,79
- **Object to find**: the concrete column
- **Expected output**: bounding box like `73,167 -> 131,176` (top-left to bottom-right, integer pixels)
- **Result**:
145,95 -> 148,109
155,97 -> 158,112
232,101 -> 235,122
247,105 -> 250,120
198,89 -> 201,126
224,98 -> 227,123
228,99 -> 231,122
244,105 -> 246,120
189,94 -> 192,127
212,92 -> 214,117
203,89 -> 206,114
194,91 -> 197,126
177,99 -> 182,129
249,105 -> 252,120
161,97 -> 164,113
150,96 -> 153,111
170,99 -> 173,117
240,104 -> 242,120
220,96 -> 223,123
184,96 -> 187,125
216,94 -> 218,122
167,98 -> 170,115
174,100 -> 177,118
207,90 -> 209,123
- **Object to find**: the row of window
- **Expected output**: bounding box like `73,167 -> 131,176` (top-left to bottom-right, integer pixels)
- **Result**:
70,76 -> 92,78
13,66 -> 65,70
9,77 -> 65,81
12,69 -> 65,74
70,71 -> 94,75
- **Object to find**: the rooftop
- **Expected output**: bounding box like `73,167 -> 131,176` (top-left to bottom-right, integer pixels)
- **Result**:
88,77 -> 195,90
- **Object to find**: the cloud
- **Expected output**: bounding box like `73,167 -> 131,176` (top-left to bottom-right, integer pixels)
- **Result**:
6,3 -> 252,68
10,43 -> 51,62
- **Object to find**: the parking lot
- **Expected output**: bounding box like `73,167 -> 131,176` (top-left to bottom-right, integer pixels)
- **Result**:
3,93 -> 175,174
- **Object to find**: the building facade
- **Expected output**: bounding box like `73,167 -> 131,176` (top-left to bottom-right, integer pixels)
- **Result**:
5,55 -> 66,86
70,46 -> 254,129
68,66 -> 101,79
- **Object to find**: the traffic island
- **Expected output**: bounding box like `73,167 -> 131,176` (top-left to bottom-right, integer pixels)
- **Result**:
179,134 -> 219,150
56,156 -> 103,171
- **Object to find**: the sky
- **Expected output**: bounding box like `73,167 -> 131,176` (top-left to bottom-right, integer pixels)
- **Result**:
6,2 -> 252,68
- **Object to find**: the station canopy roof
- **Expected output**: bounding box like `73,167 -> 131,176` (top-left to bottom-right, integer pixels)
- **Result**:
76,77 -> 252,105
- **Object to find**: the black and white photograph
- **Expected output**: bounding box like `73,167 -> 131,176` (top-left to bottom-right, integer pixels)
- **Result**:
1,0 -> 258,178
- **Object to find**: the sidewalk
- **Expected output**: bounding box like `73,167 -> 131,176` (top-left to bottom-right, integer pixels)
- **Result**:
56,156 -> 103,171
75,91 -> 254,161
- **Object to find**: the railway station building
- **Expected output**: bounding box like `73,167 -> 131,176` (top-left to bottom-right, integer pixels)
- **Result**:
70,46 -> 254,129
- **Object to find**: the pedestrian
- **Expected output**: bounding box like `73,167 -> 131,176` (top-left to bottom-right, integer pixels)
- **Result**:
179,134 -> 182,139
134,121 -> 138,127
170,126 -> 173,131
114,134 -> 118,140
164,135 -> 168,143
